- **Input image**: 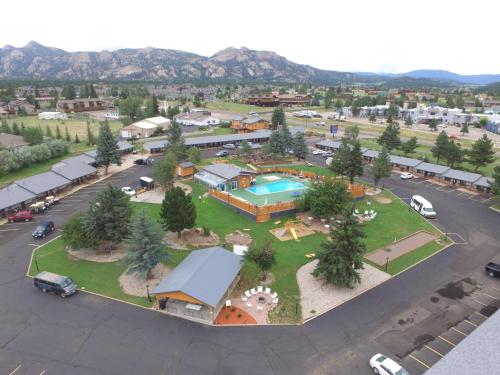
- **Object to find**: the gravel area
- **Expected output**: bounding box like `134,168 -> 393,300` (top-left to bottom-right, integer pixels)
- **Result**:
119,263 -> 171,297
298,260 -> 390,321
68,244 -> 126,263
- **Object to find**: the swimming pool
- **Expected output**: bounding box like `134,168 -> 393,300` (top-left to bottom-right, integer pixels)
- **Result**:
246,179 -> 306,195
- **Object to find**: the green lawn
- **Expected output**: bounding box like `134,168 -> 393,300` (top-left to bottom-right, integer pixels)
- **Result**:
205,101 -> 262,113
5,116 -> 123,141
184,127 -> 233,138
0,142 -> 93,188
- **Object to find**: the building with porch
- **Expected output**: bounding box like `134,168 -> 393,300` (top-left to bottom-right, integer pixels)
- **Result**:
57,99 -> 105,113
194,164 -> 254,191
152,246 -> 242,323
231,117 -> 270,133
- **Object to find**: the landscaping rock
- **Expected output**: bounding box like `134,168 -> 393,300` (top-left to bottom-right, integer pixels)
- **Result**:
163,228 -> 220,249
68,244 -> 126,263
224,230 -> 253,247
119,263 -> 171,297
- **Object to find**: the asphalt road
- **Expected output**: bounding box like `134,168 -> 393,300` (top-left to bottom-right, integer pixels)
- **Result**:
0,150 -> 499,375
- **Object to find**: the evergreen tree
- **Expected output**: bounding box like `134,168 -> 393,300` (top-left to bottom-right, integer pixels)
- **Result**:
292,132 -> 308,160
166,105 -> 181,120
167,120 -> 186,160
20,122 -> 26,135
55,125 -> 62,139
160,187 -> 196,238
431,131 -> 449,164
460,122 -> 469,135
445,141 -> 464,167
268,131 -> 285,157
329,139 -> 349,178
89,84 -> 98,98
193,95 -> 202,107
300,179 -> 349,219
344,125 -> 359,144
369,114 -> 376,123
22,127 -> 43,145
271,106 -> 286,130
12,121 -> 20,135
64,126 -> 71,142
386,114 -> 393,124
1,120 -> 11,134
123,209 -> 170,280
83,184 -> 132,246
490,166 -> 500,199
313,207 -> 366,288
479,117 -> 489,128
238,140 -> 253,158
86,121 -> 96,146
244,241 -> 276,281
372,147 -> 392,189
400,136 -> 418,156
61,85 -> 76,99
154,152 -> 177,190
188,147 -> 201,164
404,116 -> 413,128
345,141 -> 364,183
428,119 -> 438,131
334,98 -> 343,109
96,121 -> 121,175
468,134 -> 495,171
45,125 -> 53,138
377,123 -> 401,151
80,85 -> 89,98
279,123 -> 293,154
74,133 -> 81,143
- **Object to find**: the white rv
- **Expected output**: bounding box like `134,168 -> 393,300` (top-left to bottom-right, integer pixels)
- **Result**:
410,195 -> 436,218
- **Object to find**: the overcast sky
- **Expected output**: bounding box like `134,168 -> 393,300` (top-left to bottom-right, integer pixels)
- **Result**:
2,0 -> 499,75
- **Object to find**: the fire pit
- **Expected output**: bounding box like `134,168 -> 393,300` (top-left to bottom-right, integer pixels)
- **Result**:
257,296 -> 266,304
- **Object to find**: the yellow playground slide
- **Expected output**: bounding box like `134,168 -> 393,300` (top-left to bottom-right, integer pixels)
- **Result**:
289,227 -> 299,241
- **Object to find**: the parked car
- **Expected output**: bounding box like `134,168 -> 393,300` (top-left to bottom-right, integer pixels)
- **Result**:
485,255 -> 500,278
400,172 -> 414,180
369,353 -> 409,375
312,149 -> 325,155
7,210 -> 34,223
32,220 -> 55,239
216,150 -> 229,157
29,201 -> 48,214
410,195 -> 436,218
312,113 -> 322,118
45,196 -> 60,206
316,121 -> 326,126
134,157 -> 154,165
322,151 -> 334,158
223,143 -> 236,149
34,271 -> 77,298
121,187 -> 136,196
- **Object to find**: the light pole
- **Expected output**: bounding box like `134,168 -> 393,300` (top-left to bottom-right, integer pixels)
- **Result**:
146,285 -> 152,302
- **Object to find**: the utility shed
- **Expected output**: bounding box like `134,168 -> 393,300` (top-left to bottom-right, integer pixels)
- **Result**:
152,247 -> 242,323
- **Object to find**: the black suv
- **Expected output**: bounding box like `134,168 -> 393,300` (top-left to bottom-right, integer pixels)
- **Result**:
32,220 -> 55,239
34,271 -> 77,297
485,259 -> 500,278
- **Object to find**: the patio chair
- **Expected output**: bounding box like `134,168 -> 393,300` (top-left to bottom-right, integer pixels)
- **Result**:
354,209 -> 360,214
247,302 -> 252,308
225,300 -> 232,308
257,305 -> 263,311
272,298 -> 279,304
251,288 -> 257,295
364,210 -> 369,215
257,286 -> 263,293
241,296 -> 248,302
265,287 -> 271,294
369,210 -> 374,215
245,290 -> 251,298
271,292 -> 278,299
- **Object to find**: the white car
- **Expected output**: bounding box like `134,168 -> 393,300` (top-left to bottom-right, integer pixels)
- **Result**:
400,172 -> 414,180
312,149 -> 325,155
121,187 -> 136,196
369,354 -> 409,375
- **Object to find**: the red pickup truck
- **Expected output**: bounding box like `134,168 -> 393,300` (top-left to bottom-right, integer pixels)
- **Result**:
7,210 -> 34,223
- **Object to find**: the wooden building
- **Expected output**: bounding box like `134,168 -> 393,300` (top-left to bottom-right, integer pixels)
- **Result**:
245,94 -> 311,107
231,116 -> 270,133
177,162 -> 195,178
57,99 -> 105,113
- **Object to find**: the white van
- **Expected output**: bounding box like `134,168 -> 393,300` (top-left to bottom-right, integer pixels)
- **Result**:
410,195 -> 436,218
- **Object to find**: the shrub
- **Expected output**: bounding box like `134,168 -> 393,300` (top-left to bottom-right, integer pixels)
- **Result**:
237,313 -> 242,318
198,126 -> 208,131
202,226 -> 210,237
225,313 -> 230,319
62,213 -> 97,249
219,122 -> 230,128
231,306 -> 236,312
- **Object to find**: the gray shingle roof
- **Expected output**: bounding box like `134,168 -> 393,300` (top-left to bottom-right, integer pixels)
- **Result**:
290,126 -> 305,135
143,140 -> 169,151
0,184 -> 36,211
473,176 -> 493,188
362,149 -> 380,158
389,155 -> 423,168
415,162 -> 450,175
52,161 -> 97,181
117,141 -> 133,151
84,149 -> 97,158
315,139 -> 342,149
441,169 -> 482,183
425,310 -> 500,375
178,161 -> 195,168
62,154 -> 96,165
242,117 -> 265,124
151,247 -> 242,307
15,171 -> 71,195
203,164 -> 249,180
185,130 -> 272,146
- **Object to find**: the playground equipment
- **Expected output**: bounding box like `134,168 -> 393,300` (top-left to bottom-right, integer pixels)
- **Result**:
271,220 -> 314,242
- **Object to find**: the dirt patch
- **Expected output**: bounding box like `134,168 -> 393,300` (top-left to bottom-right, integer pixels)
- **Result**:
119,263 -> 171,297
163,228 -> 220,249
296,212 -> 333,234
174,181 -> 192,194
365,231 -> 436,265
224,230 -> 253,246
68,244 -> 126,263
270,221 -> 316,241
375,196 -> 393,204
365,187 -> 382,196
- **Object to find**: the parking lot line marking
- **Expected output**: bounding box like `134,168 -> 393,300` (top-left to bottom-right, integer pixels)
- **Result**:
424,344 -> 444,357
0,228 -> 19,232
409,354 -> 430,369
478,291 -> 498,299
464,319 -> 478,327
471,298 -> 488,306
491,286 -> 500,292
451,327 -> 468,336
437,335 -> 456,347
9,364 -> 22,375
40,370 -> 46,375
28,243 -> 39,247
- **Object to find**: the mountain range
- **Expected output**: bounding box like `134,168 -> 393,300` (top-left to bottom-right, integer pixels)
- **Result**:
0,42 -> 499,86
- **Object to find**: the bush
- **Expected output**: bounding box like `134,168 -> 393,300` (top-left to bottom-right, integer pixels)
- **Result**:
237,313 -> 242,318
225,313 -> 230,319
231,306 -> 236,312
219,122 -> 230,128
62,213 -> 97,249
202,226 -> 210,237
198,126 -> 208,131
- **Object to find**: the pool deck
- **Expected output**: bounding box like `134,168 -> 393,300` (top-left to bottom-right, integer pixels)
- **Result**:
230,173 -> 308,206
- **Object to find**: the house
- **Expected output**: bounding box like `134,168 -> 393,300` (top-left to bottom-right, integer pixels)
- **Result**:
6,100 -> 36,115
52,155 -> 98,183
315,139 -> 342,152
388,155 -> 422,171
231,117 -> 270,133
120,117 -> 170,139
0,133 -> 29,150
0,183 -> 36,216
15,171 -> 71,199
38,112 -> 67,120
175,111 -> 220,126
152,246 -> 242,323
414,162 -> 450,177
362,149 -> 380,163
177,162 -> 195,178
143,140 -> 169,154
473,176 -> 494,193
438,169 -> 483,189
57,99 -> 105,113
194,164 -> 254,191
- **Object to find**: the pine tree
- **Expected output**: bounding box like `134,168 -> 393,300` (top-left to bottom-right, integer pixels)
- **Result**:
55,125 -> 62,139
292,132 -> 308,160
468,134 -> 495,171
400,136 -> 418,156
154,152 -> 177,190
344,125 -> 359,144
123,209 -> 170,280
89,84 -> 98,98
86,121 -> 96,146
313,207 -> 366,288
96,121 -> 121,175
268,131 -> 285,157
151,95 -> 159,115
428,119 -> 438,131
167,120 -> 186,160
490,166 -> 500,199
445,141 -> 464,167
74,133 -> 81,143
345,141 -> 364,183
431,131 -> 449,164
377,123 -> 401,151
160,187 -> 196,238
1,120 -> 11,134
271,106 -> 286,130
279,123 -> 292,155
12,121 -> 20,135
404,116 -> 413,128
188,147 -> 201,164
82,184 -> 132,246
64,126 -> 72,142
329,139 -> 350,178
460,122 -> 469,135
372,147 -> 392,189
20,122 -> 26,135
244,241 -> 276,281
45,125 -> 53,138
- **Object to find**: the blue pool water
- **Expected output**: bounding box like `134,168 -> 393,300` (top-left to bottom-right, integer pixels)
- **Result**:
246,179 -> 306,195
